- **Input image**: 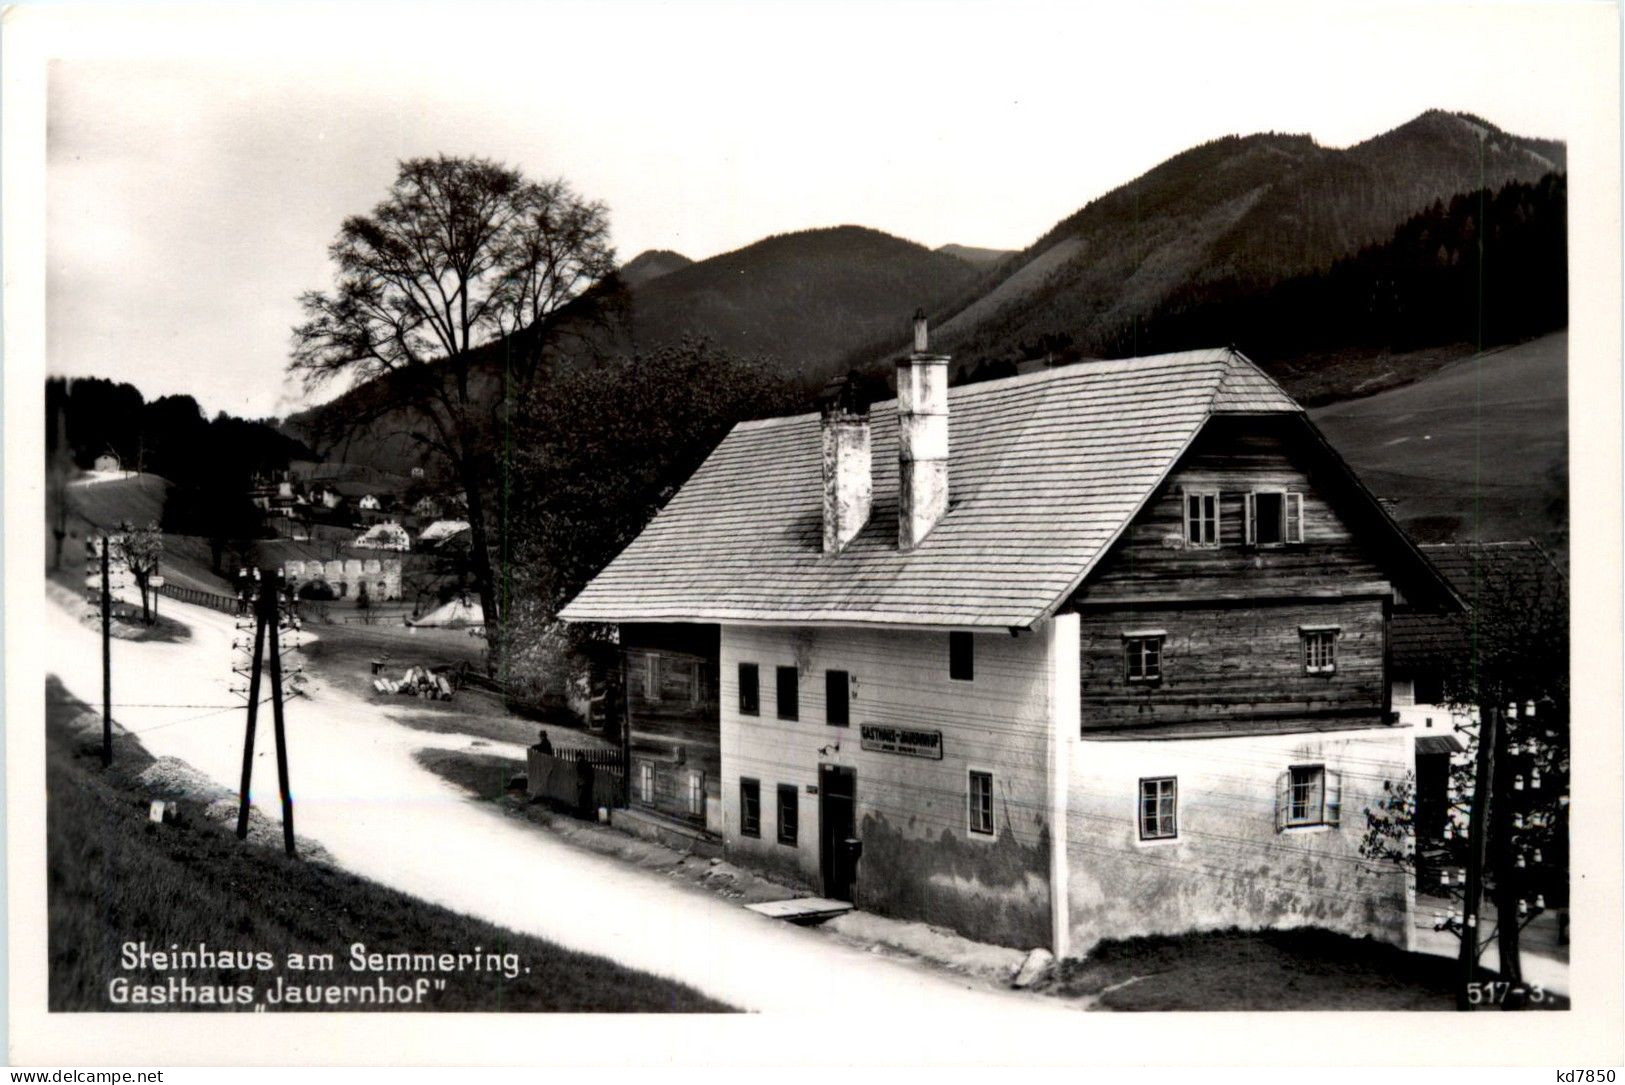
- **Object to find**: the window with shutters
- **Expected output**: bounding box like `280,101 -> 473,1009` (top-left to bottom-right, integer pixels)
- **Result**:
1246,489 -> 1304,547
967,770 -> 994,836
1139,777 -> 1178,840
776,784 -> 798,846
740,778 -> 761,837
738,663 -> 760,716
825,669 -> 850,727
1184,490 -> 1219,547
1276,764 -> 1341,830
775,666 -> 799,721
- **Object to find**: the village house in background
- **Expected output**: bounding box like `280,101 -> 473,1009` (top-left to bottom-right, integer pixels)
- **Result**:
279,554 -> 403,601
353,521 -> 412,551
561,314 -> 1463,957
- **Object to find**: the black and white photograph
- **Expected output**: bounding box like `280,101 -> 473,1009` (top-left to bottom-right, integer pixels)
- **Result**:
3,0 -> 1621,1069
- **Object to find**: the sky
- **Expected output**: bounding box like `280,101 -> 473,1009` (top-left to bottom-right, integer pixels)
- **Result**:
34,0 -> 1611,419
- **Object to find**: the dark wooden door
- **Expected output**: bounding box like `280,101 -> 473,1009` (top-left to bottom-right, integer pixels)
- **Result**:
818,764 -> 857,901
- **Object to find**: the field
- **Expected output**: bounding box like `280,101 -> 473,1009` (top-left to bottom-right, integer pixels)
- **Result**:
1310,331 -> 1568,560
44,679 -> 730,1013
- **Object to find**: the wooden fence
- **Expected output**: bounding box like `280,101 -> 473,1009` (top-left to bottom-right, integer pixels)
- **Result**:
526,745 -> 625,813
157,582 -> 242,615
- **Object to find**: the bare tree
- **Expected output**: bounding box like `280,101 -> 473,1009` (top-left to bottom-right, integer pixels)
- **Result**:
290,155 -> 619,671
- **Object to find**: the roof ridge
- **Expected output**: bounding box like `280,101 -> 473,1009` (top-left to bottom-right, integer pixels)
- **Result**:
1209,349 -> 1302,414
735,347 -> 1239,432
1224,348 -> 1296,398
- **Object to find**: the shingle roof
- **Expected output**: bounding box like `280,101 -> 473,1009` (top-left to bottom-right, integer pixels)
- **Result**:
1391,541 -> 1566,672
560,349 -> 1308,629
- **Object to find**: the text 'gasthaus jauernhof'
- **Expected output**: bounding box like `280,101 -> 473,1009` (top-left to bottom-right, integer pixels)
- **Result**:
107,941 -> 525,1008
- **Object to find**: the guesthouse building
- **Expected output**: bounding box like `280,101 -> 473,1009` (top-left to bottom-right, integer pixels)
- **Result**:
561,316 -> 1461,957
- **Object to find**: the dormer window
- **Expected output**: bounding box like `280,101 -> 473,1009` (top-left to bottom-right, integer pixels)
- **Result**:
1246,490 -> 1304,547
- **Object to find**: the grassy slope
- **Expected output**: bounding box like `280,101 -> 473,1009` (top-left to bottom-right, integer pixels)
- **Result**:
61,472 -> 236,594
45,679 -> 730,1012
66,472 -> 169,527
1310,331 -> 1568,559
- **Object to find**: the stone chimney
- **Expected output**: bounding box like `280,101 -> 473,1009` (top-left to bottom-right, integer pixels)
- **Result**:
896,309 -> 950,550
819,372 -> 872,554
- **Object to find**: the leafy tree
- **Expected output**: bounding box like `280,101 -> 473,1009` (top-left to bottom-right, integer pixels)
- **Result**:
510,336 -> 799,627
112,520 -> 164,624
289,155 -> 620,672
502,336 -> 795,735
1362,545 -> 1568,1007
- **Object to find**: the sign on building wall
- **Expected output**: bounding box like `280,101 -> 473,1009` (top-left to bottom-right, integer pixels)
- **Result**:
859,724 -> 943,760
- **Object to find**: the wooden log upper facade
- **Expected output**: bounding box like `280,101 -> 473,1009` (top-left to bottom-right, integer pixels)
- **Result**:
1071,415 -> 1395,737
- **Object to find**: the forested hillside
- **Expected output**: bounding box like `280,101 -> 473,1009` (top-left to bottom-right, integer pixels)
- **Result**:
619,226 -> 980,381
1097,172 -> 1567,402
888,111 -> 1563,376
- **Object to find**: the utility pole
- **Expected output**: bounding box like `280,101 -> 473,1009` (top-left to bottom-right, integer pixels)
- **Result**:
234,585 -> 267,841
99,535 -> 112,767
266,575 -> 296,858
618,648 -> 632,808
1457,702 -> 1500,1010
233,570 -> 298,858
1492,700 -> 1524,993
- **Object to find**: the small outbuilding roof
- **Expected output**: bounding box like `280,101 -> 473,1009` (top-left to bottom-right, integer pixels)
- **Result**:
1391,540 -> 1566,673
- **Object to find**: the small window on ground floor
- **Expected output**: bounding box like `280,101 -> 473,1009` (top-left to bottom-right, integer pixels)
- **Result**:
740,778 -> 760,837
968,770 -> 994,836
687,770 -> 705,817
1277,764 -> 1342,830
777,784 -> 798,846
638,762 -> 654,805
1140,776 -> 1177,840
